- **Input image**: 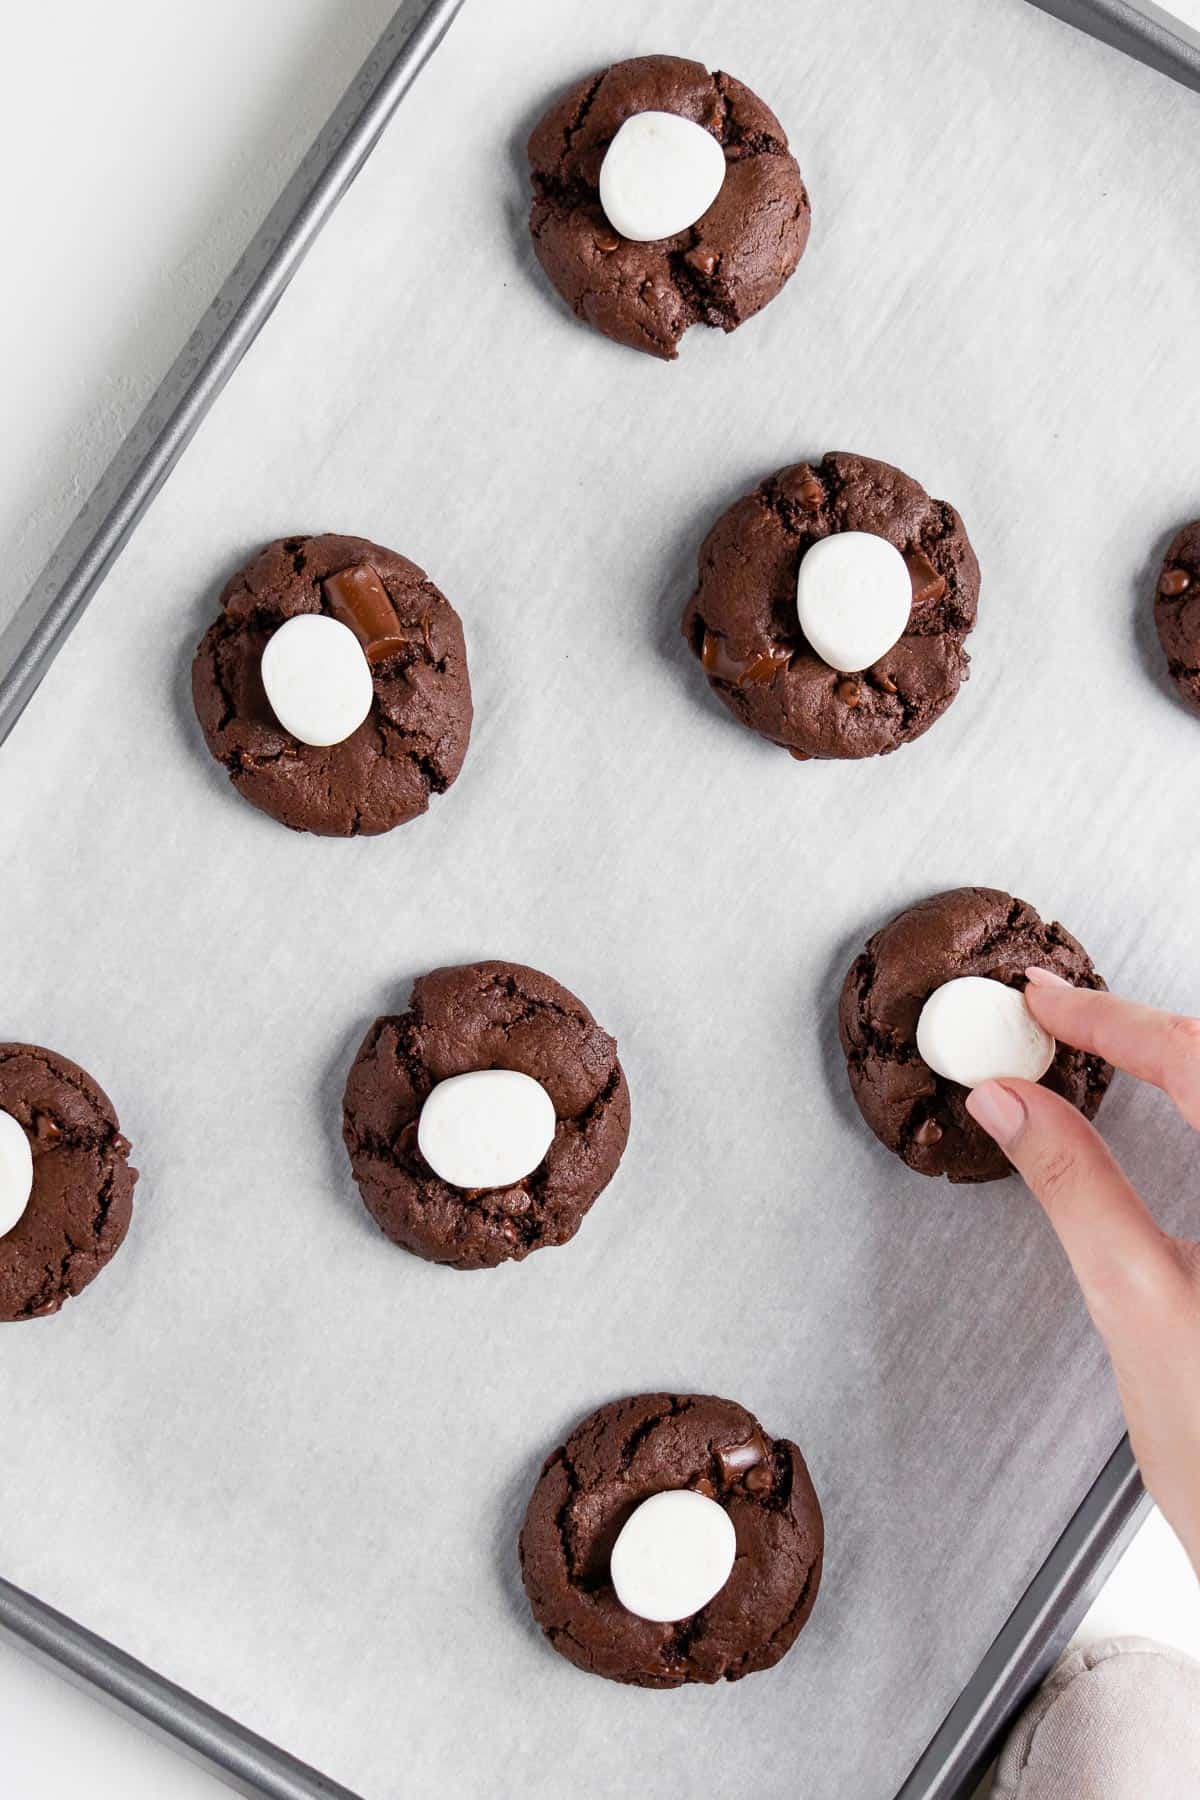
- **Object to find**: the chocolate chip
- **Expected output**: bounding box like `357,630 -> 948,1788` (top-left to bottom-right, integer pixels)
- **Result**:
789,747 -> 812,761
877,672 -> 898,695
685,245 -> 718,278
397,1119 -> 421,1161
594,228 -> 621,254
691,1476 -> 716,1498
743,1462 -> 774,1494
717,1432 -> 769,1479
914,1117 -> 943,1147
799,475 -> 824,509
33,1112 -> 62,1146
904,549 -> 947,607
836,677 -> 862,707
1160,567 -> 1191,597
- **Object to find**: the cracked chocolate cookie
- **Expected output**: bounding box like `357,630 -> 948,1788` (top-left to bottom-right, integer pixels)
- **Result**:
519,1392 -> 824,1687
0,1045 -> 137,1322
192,534 -> 472,836
1155,520 -> 1200,714
342,961 -> 630,1269
683,454 -> 980,759
839,888 -> 1112,1183
527,55 -> 810,359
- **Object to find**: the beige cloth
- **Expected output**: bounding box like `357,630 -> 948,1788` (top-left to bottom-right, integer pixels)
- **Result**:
992,1637 -> 1200,1799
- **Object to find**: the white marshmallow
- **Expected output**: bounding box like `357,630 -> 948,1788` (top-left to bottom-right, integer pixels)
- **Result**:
598,111 -> 726,244
916,977 -> 1056,1088
0,1109 -> 33,1238
260,613 -> 374,748
610,1489 -> 737,1623
796,531 -> 913,673
417,1069 -> 556,1190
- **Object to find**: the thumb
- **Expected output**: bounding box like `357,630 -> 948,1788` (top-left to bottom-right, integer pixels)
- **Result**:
965,1079 -> 1178,1339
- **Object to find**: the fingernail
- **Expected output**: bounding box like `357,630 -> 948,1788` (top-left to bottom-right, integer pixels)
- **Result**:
1024,966 -> 1071,989
966,1081 -> 1028,1147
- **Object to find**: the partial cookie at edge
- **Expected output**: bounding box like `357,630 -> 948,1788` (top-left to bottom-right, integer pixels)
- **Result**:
1155,519 -> 1200,714
0,1044 -> 136,1322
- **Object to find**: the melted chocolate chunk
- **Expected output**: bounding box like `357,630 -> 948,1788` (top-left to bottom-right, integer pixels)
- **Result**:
904,548 -> 948,607
701,632 -> 790,687
323,563 -> 408,664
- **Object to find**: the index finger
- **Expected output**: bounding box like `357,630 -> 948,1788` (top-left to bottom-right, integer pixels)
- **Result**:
1024,969 -> 1200,1130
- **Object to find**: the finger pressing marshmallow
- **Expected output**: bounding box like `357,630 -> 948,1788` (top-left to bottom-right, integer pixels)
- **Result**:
610,1488 -> 737,1622
917,976 -> 1055,1087
598,111 -> 727,244
417,1069 -> 556,1190
260,613 -> 374,747
796,531 -> 912,673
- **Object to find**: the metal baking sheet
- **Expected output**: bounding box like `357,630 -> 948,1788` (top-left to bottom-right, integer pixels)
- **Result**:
2,2 -> 1198,1796
1030,0 -> 1200,91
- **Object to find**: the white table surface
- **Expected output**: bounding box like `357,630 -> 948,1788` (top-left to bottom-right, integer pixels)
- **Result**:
2,3 -> 1198,1795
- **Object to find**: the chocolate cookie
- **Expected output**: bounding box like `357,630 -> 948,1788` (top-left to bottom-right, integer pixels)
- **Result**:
839,888 -> 1112,1183
192,534 -> 472,836
683,455 -> 980,759
342,962 -> 630,1269
0,1045 -> 136,1322
527,55 -> 810,359
1154,521 -> 1200,714
519,1393 -> 824,1687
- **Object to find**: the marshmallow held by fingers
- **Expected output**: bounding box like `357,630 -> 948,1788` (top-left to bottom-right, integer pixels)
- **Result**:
917,977 -> 1055,1087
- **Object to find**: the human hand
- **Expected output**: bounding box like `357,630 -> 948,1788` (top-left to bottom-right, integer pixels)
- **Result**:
965,970 -> 1200,1577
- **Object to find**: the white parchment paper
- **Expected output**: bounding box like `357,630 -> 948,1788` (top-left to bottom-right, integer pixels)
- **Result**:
2,2 -> 1199,1795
